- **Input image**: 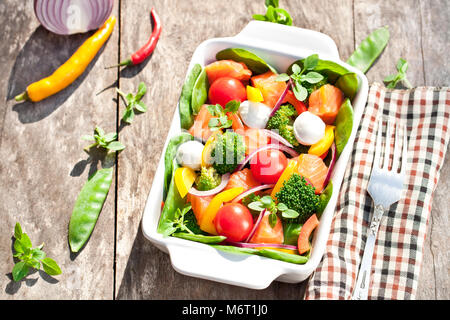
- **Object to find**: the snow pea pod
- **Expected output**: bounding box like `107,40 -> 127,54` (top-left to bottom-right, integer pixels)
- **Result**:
211,245 -> 259,255
317,181 -> 333,218
335,72 -> 358,101
257,249 -> 308,264
346,26 -> 390,73
69,167 -> 113,253
191,68 -> 209,115
172,232 -> 226,244
283,222 -> 303,246
335,98 -> 354,156
179,64 -> 202,129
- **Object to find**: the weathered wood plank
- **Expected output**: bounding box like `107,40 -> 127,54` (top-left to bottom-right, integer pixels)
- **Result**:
0,0 -> 119,299
115,0 -> 353,299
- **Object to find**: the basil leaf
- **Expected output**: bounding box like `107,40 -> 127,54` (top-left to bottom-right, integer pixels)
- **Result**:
122,108 -> 135,124
276,73 -> 290,82
103,132 -> 117,143
265,0 -> 279,7
303,54 -> 319,70
293,83 -> 308,101
134,100 -> 148,113
107,141 -> 126,151
12,261 -> 29,282
31,248 -> 46,261
301,71 -> 324,84
41,257 -> 62,276
268,212 -> 277,228
224,100 -> 240,113
136,82 -> 147,100
248,201 -> 265,212
291,64 -> 301,75
14,223 -> 23,240
277,202 -> 288,212
282,209 -> 299,219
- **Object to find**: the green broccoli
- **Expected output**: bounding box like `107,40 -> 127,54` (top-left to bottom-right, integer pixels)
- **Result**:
195,166 -> 221,191
183,210 -> 205,235
211,131 -> 246,174
275,173 -> 320,224
266,103 -> 300,147
303,76 -> 328,95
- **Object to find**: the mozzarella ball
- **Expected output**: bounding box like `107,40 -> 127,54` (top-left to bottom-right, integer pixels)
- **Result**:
293,111 -> 326,145
238,100 -> 272,129
175,140 -> 204,170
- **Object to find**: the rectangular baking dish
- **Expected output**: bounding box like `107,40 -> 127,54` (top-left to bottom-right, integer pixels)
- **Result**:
141,21 -> 369,289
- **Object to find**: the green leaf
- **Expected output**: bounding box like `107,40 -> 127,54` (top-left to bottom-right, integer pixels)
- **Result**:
16,233 -> 32,250
191,68 -> 209,115
265,0 -> 279,7
95,126 -> 105,137
208,118 -> 220,128
12,261 -> 29,282
81,135 -> 95,141
14,222 -> 23,240
41,257 -> 62,276
136,82 -> 147,100
122,108 -> 135,124
107,141 -> 125,151
276,73 -> 291,82
224,100 -> 240,113
303,54 -> 319,71
301,71 -> 324,84
273,8 -> 292,25
293,83 -> 308,101
252,14 -> 268,21
268,212 -> 277,228
260,195 -> 273,207
277,203 -> 288,212
134,100 -> 148,113
248,201 -> 265,212
103,132 -> 117,143
383,74 -> 398,82
24,258 -> 40,269
282,209 -> 300,219
291,64 -> 301,75
397,58 -> 408,73
216,48 -> 277,74
31,248 -> 46,261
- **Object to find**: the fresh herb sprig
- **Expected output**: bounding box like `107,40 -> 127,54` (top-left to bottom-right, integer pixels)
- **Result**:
116,82 -> 148,124
162,204 -> 195,236
248,195 -> 299,228
207,100 -> 240,131
276,54 -> 324,101
383,58 -> 412,89
253,0 -> 293,26
82,126 -> 125,153
12,222 -> 62,282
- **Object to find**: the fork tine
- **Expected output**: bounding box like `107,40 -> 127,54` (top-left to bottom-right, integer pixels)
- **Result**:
382,118 -> 392,170
373,117 -> 383,169
391,122 -> 401,172
400,123 -> 408,174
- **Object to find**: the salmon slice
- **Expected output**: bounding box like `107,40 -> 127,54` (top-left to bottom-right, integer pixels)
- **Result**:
187,193 -> 214,225
249,210 -> 284,244
295,153 -> 328,194
188,104 -> 214,142
224,168 -> 261,192
251,71 -> 287,108
308,84 -> 344,125
205,60 -> 252,85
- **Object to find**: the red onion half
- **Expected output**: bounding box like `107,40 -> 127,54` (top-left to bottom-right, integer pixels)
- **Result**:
322,142 -> 337,188
269,79 -> 292,118
232,184 -> 275,204
262,129 -> 294,148
244,209 -> 266,243
34,0 -> 114,35
188,173 -> 230,197
227,240 -> 298,251
235,143 -> 299,172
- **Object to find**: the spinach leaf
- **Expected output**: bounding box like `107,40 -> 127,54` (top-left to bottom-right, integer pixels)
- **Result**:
216,48 -> 277,74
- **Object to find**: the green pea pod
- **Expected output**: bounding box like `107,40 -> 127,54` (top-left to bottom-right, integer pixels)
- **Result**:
256,249 -> 309,264
191,68 -> 209,115
346,26 -> 390,74
283,222 -> 303,246
317,181 -> 333,218
216,48 -> 277,74
211,245 -> 259,255
179,64 -> 202,129
335,72 -> 359,101
172,232 -> 226,244
158,161 -> 185,235
163,133 -> 193,200
69,167 -> 113,253
335,98 -> 354,156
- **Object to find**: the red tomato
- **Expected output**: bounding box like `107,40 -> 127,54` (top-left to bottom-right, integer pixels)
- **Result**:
208,77 -> 247,107
214,203 -> 254,242
250,149 -> 288,184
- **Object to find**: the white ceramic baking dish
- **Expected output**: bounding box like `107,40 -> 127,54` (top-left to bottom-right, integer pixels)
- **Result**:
141,21 -> 368,289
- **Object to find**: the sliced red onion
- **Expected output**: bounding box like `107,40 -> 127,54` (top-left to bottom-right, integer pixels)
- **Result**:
244,209 -> 266,243
227,240 -> 298,251
269,79 -> 292,118
232,184 -> 275,204
188,173 -> 230,197
235,144 -> 299,172
322,143 -> 337,188
34,0 -> 114,35
262,129 -> 294,148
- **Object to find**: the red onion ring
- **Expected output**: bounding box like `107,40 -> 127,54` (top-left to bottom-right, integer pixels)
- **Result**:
235,144 -> 299,172
322,142 -> 337,188
227,240 -> 298,251
262,129 -> 294,148
244,209 -> 266,243
232,184 -> 275,204
188,173 -> 230,197
269,79 -> 293,118
34,0 -> 114,35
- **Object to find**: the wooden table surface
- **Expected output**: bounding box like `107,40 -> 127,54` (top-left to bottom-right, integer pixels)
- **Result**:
1,0 -> 448,300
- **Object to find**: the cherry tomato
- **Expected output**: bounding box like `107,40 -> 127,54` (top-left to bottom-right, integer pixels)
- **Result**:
208,77 -> 247,107
250,149 -> 288,184
214,203 -> 253,242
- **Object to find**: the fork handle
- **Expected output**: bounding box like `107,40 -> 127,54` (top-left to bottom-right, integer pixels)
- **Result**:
352,204 -> 385,300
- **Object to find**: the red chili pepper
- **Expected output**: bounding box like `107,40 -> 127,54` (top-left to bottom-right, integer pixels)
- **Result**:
106,7 -> 162,68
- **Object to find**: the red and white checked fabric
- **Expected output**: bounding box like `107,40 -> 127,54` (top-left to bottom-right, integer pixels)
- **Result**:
305,83 -> 450,300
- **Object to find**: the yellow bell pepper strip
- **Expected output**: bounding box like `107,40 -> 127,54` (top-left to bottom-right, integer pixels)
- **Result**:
199,187 -> 244,235
246,85 -> 264,102
15,15 -> 116,103
174,167 -> 197,198
308,125 -> 335,156
271,159 -> 298,200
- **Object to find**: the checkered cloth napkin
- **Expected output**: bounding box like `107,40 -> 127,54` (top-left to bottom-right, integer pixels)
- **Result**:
305,82 -> 450,300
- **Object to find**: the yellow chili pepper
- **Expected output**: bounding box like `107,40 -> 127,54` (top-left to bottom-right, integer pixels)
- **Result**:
271,159 -> 298,200
308,125 -> 335,156
15,15 -> 116,103
199,187 -> 244,235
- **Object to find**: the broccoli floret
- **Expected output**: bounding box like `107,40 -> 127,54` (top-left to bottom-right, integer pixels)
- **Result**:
183,210 -> 205,235
303,76 -> 328,95
211,131 -> 246,174
195,166 -> 221,191
266,104 -> 300,147
275,173 -> 320,224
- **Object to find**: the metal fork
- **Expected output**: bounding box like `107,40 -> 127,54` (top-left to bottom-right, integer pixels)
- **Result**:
351,117 -> 408,300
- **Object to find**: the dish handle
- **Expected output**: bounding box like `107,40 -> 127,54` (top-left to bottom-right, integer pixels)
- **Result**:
234,21 -> 340,59
167,242 -> 284,290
